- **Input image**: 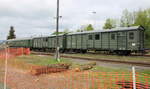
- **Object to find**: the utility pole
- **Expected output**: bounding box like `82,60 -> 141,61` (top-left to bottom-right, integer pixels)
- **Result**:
55,0 -> 60,62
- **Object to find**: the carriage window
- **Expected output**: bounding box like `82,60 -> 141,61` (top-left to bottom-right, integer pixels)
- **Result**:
88,35 -> 93,40
111,34 -> 115,40
95,34 -> 100,40
129,32 -> 134,40
44,38 -> 48,42
45,38 -> 48,42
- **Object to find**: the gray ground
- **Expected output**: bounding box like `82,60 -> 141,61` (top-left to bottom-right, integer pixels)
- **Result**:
67,58 -> 150,71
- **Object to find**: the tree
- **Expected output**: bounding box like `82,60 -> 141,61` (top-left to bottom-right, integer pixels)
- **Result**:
52,29 -> 72,35
52,32 -> 64,35
63,29 -> 72,34
76,25 -> 86,32
134,9 -> 149,28
120,9 -> 135,27
103,18 -> 116,29
77,24 -> 94,32
76,29 -> 82,32
133,9 -> 150,47
119,8 -> 150,47
84,24 -> 94,31
7,26 -> 16,40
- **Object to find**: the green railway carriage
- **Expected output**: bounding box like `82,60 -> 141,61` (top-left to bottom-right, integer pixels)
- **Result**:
66,33 -> 87,52
7,38 -> 32,48
6,26 -> 145,55
47,35 -> 56,49
65,26 -> 145,54
32,36 -> 48,49
47,35 -> 65,50
32,35 -> 65,51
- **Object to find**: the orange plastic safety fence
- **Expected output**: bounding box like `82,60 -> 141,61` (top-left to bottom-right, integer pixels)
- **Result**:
0,48 -> 30,60
0,48 -> 149,89
28,69 -> 150,89
61,72 -> 150,89
1,70 -> 149,89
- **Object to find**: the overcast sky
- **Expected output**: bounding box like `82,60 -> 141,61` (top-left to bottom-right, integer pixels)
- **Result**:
0,0 -> 150,40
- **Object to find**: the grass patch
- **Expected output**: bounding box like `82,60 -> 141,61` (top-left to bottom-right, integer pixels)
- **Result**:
16,54 -> 72,66
0,55 -> 72,70
92,65 -> 150,76
91,66 -> 130,73
2,54 -> 150,75
17,54 -> 149,75
139,70 -> 150,75
2,54 -> 149,76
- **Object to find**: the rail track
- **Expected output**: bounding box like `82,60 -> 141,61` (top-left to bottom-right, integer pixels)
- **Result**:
31,52 -> 150,67
85,51 -> 150,57
131,54 -> 150,57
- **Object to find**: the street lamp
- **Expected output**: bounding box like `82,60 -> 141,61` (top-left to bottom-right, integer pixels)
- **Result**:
90,11 -> 96,29
92,11 -> 96,14
53,16 -> 62,19
55,0 -> 60,62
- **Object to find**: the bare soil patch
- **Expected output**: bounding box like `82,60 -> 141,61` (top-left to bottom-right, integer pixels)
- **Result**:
2,66 -> 98,89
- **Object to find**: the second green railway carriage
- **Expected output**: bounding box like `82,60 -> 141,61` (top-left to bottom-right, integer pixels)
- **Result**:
32,35 -> 65,51
47,35 -> 64,50
32,36 -> 48,50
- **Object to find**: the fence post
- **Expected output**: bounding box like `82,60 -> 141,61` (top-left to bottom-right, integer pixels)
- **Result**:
132,66 -> 136,89
22,48 -> 24,55
4,46 -> 9,89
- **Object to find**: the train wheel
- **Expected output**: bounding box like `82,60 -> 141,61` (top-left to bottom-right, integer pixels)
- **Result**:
81,50 -> 87,53
116,51 -> 131,56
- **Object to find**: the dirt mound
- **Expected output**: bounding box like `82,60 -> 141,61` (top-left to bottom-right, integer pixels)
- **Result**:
30,63 -> 71,75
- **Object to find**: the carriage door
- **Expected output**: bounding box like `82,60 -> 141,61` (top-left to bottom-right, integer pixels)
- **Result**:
62,34 -> 67,49
117,32 -> 127,50
87,34 -> 94,49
